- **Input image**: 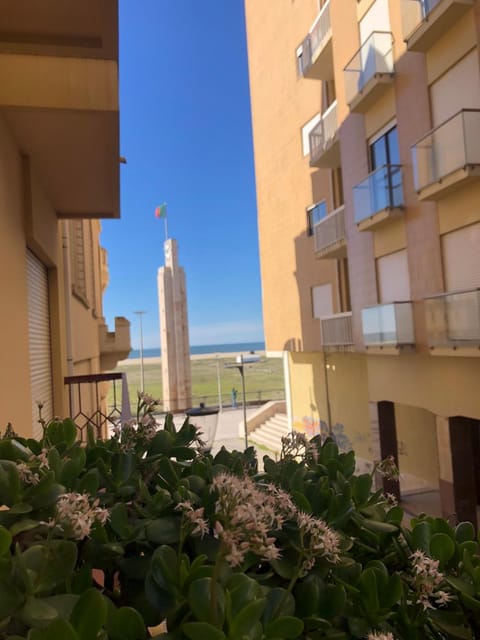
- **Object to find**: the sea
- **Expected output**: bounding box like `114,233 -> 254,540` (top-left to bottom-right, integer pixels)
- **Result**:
128,341 -> 266,360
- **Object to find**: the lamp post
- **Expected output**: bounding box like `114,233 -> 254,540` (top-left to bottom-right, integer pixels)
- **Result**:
226,353 -> 260,449
215,355 -> 223,411
134,310 -> 146,393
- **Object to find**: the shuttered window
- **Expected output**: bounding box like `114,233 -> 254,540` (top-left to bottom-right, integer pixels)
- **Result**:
71,220 -> 88,306
377,249 -> 411,303
442,223 -> 480,291
312,283 -> 333,319
27,250 -> 53,436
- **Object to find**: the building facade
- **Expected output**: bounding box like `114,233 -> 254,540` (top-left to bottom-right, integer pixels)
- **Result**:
245,0 -> 480,523
0,0 -> 130,437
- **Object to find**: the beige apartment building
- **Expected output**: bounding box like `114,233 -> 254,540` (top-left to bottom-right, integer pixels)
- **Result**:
245,0 -> 480,523
0,0 -> 130,438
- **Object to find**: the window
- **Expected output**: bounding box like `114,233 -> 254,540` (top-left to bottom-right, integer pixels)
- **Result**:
307,200 -> 327,236
301,113 -> 321,156
312,283 -> 333,319
370,125 -> 399,169
442,223 -> 480,291
376,249 -> 411,303
71,220 -> 88,305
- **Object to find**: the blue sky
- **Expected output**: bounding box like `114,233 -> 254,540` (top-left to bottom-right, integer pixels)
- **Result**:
102,0 -> 263,349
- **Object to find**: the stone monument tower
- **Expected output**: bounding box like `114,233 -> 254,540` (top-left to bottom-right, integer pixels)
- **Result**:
157,238 -> 192,411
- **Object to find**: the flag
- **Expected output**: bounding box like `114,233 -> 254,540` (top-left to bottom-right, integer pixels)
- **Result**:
155,203 -> 167,219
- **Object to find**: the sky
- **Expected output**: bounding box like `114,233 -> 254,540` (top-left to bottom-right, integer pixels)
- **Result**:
102,0 -> 263,350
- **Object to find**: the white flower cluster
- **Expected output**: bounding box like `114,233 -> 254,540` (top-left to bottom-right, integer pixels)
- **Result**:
175,501 -> 209,538
367,632 -> 395,640
410,549 -> 452,610
210,473 -> 340,570
53,492 -> 109,540
16,448 -> 51,486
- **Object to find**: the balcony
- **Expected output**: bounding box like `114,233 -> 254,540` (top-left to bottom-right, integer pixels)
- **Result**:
353,165 -> 404,231
99,316 -> 131,371
320,312 -> 354,350
309,101 -> 340,168
412,110 -> 480,200
299,0 -> 333,80
0,1 -> 120,219
425,289 -> 480,353
362,302 -> 415,349
314,205 -> 346,259
401,0 -> 474,52
344,32 -> 394,113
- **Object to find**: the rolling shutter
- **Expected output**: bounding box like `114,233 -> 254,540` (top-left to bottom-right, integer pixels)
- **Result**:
442,223 -> 480,291
377,249 -> 411,303
27,250 -> 53,436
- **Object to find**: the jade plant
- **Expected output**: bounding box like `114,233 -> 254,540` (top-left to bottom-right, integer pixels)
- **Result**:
0,394 -> 479,639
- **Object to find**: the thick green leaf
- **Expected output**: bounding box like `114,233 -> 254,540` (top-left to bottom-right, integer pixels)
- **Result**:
107,606 -> 147,639
229,598 -> 265,638
109,503 -> 132,539
188,577 -> 225,625
20,597 -> 58,628
262,588 -> 295,626
456,522 -> 475,543
411,521 -> 431,553
265,616 -> 304,639
146,517 -> 180,545
0,580 -> 25,619
70,588 -> 107,640
43,618 -> 78,640
183,622 -> 225,640
430,533 -> 455,564
0,525 -> 11,555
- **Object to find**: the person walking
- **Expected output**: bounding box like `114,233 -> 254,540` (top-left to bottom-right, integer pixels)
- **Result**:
231,387 -> 238,409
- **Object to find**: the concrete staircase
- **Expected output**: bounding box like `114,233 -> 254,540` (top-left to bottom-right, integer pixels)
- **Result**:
249,413 -> 290,455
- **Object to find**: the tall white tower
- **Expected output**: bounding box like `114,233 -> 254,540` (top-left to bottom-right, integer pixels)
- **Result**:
157,238 -> 192,412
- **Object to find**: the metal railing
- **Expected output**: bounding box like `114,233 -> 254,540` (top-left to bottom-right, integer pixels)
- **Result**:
353,164 -> 404,223
412,109 -> 480,191
65,372 -> 128,441
299,0 -> 332,76
425,288 -> 480,346
314,205 -> 346,253
401,0 -> 444,41
362,302 -> 415,346
309,100 -> 338,165
320,312 -> 353,347
344,31 -> 394,105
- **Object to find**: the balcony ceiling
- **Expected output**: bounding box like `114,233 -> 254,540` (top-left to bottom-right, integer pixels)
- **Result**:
3,107 -> 120,218
0,0 -> 117,60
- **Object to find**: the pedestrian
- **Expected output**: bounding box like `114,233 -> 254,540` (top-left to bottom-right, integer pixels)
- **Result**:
231,387 -> 238,408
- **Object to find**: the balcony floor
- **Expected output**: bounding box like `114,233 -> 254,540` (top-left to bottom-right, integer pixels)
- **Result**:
417,165 -> 480,201
357,207 -> 403,232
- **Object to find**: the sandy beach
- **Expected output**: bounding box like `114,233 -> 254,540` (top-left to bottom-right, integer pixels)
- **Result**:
119,351 -> 266,366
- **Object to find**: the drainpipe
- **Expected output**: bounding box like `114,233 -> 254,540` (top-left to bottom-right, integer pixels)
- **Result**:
62,220 -> 74,377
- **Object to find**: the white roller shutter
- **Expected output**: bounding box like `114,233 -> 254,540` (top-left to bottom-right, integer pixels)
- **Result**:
442,223 -> 480,291
312,283 -> 333,318
27,250 -> 53,436
377,249 -> 411,303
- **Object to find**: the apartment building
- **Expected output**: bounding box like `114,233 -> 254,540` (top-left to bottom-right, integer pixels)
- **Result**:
245,0 -> 480,523
0,0 -> 130,437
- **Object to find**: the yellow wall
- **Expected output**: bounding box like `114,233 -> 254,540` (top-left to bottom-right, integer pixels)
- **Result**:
288,351 -> 372,463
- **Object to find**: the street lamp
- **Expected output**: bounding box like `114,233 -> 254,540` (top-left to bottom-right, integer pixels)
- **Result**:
225,353 -> 260,449
134,310 -> 146,392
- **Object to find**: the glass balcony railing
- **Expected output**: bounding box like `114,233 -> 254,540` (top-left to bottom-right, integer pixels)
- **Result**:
353,164 -> 404,224
299,1 -> 332,78
412,110 -> 480,193
321,312 -> 353,348
309,101 -> 338,166
425,289 -> 480,346
344,31 -> 394,107
314,205 -> 345,255
362,302 -> 415,346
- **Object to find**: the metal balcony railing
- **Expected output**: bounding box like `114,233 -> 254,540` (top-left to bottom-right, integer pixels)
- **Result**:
299,0 -> 332,77
344,31 -> 394,106
353,164 -> 404,224
65,372 -> 130,441
309,101 -> 338,165
425,288 -> 480,346
320,312 -> 353,348
362,302 -> 415,346
412,110 -> 480,192
314,205 -> 345,254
